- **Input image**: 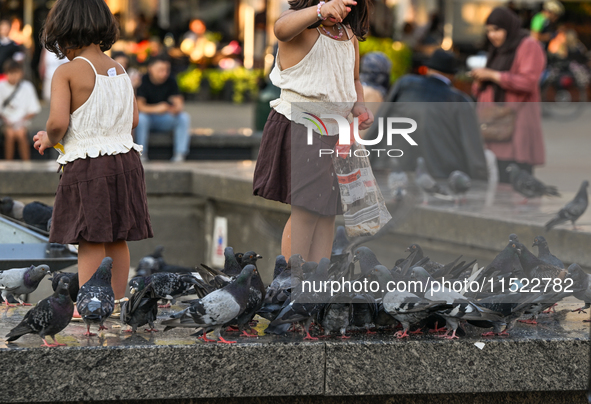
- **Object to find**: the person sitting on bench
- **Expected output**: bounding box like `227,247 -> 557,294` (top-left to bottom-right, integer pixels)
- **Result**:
135,55 -> 190,162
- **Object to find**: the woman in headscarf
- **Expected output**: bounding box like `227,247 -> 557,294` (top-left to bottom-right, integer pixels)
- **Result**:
472,7 -> 546,183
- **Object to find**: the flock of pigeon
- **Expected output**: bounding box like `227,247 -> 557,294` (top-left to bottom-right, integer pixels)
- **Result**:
0,162 -> 588,346
411,156 -> 589,231
2,227 -> 590,346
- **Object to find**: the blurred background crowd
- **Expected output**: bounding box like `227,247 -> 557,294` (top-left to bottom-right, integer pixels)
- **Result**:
0,0 -> 589,164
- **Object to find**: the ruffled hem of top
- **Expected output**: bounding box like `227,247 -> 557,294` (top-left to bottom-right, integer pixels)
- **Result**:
56,141 -> 143,165
270,97 -> 353,136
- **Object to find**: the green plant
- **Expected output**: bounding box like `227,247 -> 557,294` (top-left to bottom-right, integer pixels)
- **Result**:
359,36 -> 412,83
177,67 -> 202,93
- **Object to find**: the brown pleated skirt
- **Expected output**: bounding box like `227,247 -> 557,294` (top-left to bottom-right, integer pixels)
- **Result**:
49,150 -> 154,244
253,109 -> 342,216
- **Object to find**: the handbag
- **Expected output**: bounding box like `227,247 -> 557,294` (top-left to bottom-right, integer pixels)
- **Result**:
477,103 -> 516,142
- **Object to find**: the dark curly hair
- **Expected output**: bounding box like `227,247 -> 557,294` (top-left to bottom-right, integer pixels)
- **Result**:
41,0 -> 119,59
288,0 -> 371,41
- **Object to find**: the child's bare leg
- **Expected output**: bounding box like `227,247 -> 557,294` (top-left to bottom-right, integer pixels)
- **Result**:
290,206 -> 322,261
78,240 -> 106,287
4,127 -> 15,160
307,214 -> 335,263
281,216 -> 292,258
105,240 -> 130,300
15,128 -> 30,161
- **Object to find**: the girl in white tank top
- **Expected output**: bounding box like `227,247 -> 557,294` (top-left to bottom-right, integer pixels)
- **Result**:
33,0 -> 152,315
253,0 -> 374,265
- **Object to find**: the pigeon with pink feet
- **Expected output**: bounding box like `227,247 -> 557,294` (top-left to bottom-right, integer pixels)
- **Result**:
5,277 -> 74,347
0,264 -> 51,306
77,257 -> 115,337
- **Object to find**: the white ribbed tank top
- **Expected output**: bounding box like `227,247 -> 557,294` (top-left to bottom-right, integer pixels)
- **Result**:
56,56 -> 142,164
269,27 -> 357,135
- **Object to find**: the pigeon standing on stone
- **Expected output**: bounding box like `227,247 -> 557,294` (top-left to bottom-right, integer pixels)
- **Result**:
49,272 -> 79,302
258,255 -> 292,321
415,157 -> 447,205
318,294 -> 352,338
0,196 -> 24,219
222,246 -> 244,276
0,264 -> 51,306
567,263 -> 591,318
506,164 -> 560,202
532,236 -> 564,269
120,283 -> 160,333
448,170 -> 471,205
161,265 -> 256,343
545,180 -> 588,231
412,267 -> 503,339
77,257 -> 115,336
5,278 -> 74,347
129,272 -> 209,307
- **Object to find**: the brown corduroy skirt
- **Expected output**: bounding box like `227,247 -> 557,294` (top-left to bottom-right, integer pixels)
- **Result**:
49,150 -> 153,244
253,109 -> 342,216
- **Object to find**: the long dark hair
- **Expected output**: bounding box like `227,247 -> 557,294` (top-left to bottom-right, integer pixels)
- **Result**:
41,0 -> 119,59
289,0 -> 371,41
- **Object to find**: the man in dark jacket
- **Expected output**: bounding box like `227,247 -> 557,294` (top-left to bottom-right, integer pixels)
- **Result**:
368,49 -> 488,181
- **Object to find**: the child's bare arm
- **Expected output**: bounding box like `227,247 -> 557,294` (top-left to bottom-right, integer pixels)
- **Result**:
33,66 -> 71,154
351,36 -> 374,130
275,0 -> 357,42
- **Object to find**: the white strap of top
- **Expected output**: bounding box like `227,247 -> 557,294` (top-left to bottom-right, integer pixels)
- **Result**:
74,56 -> 127,76
74,56 -> 97,75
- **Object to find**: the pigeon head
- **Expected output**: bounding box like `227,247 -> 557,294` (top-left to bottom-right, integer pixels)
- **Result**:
92,257 -> 113,284
273,255 -> 287,278
372,265 -> 394,284
235,264 -> 256,286
136,256 -> 159,277
24,264 -> 51,287
331,226 -> 350,256
566,263 -> 586,285
55,277 -> 71,297
241,251 -> 263,267
152,245 -> 165,258
353,247 -> 381,274
509,233 -> 520,243
315,258 -> 330,279
508,242 -> 522,256
532,236 -> 548,248
302,261 -> 318,275
129,276 -> 149,294
582,180 -> 589,189
224,246 -> 236,261
410,266 -> 433,290
405,244 -> 421,253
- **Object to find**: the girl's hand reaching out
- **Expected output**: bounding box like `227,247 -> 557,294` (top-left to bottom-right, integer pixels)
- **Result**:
320,0 -> 357,23
33,131 -> 55,155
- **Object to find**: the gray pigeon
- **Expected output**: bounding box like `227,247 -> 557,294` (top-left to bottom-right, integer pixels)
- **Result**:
222,246 -> 244,276
0,264 -> 51,306
317,293 -> 352,338
265,258 -> 330,339
120,283 -> 160,333
412,267 -> 503,339
161,265 -> 256,343
129,272 -> 208,307
375,266 -> 451,338
0,196 -> 24,219
448,170 -> 471,205
567,263 -> 591,317
545,180 -> 588,231
77,257 -> 115,336
135,246 -> 194,277
506,164 -> 560,202
532,236 -> 564,269
415,157 -> 447,205
49,272 -> 79,302
353,246 -> 382,276
5,277 -> 74,347
388,171 -> 408,202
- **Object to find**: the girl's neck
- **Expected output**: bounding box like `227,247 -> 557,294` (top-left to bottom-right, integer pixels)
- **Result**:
67,44 -> 102,60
